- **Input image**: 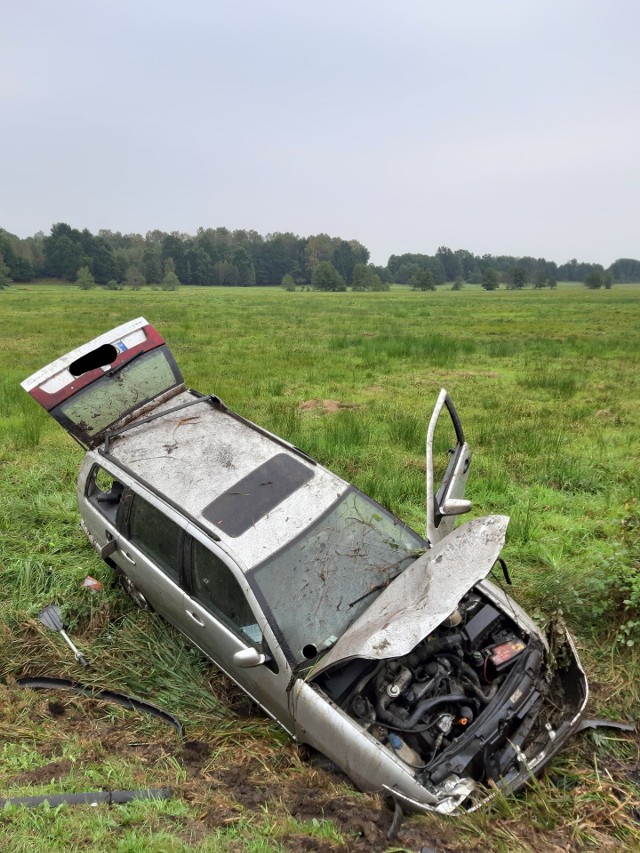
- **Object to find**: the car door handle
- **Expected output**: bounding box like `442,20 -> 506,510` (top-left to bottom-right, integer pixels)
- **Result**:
186,610 -> 204,627
121,551 -> 136,565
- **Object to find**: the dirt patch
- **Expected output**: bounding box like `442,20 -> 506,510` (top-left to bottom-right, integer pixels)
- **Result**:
298,400 -> 359,413
180,739 -> 211,768
286,786 -> 474,853
47,700 -> 66,717
209,756 -> 476,852
595,409 -> 621,423
3,685 -> 638,852
9,759 -> 75,786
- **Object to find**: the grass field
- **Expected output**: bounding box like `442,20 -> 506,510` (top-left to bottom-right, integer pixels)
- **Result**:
1,284 -> 639,852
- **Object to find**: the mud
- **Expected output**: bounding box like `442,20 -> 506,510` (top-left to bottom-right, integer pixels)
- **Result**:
9,759 -> 75,786
2,685 -> 638,852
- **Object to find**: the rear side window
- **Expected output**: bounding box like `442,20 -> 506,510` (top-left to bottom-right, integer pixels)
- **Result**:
86,465 -> 124,523
191,540 -> 260,643
128,496 -> 181,583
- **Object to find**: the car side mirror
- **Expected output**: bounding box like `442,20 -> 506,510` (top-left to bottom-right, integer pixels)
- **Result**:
233,647 -> 267,668
439,498 -> 473,516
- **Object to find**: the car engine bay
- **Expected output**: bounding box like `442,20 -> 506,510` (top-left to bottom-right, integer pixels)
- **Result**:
314,588 -> 558,792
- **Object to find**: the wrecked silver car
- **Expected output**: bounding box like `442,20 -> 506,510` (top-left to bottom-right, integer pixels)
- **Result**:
22,317 -> 588,814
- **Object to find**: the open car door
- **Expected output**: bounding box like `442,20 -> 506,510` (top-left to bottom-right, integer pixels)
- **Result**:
21,318 -> 184,449
426,389 -> 472,545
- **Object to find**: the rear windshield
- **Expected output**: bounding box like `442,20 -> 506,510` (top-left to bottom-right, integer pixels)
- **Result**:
54,348 -> 181,441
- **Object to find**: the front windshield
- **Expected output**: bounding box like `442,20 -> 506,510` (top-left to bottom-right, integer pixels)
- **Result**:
249,489 -> 426,665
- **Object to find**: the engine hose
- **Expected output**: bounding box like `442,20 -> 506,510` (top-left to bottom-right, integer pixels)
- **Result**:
420,633 -> 464,656
417,655 -> 494,707
431,657 -> 498,705
376,693 -> 469,730
462,678 -> 499,705
459,661 -> 481,686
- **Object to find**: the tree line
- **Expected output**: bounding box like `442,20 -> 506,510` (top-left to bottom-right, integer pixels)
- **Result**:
1,224 -> 638,290
0,224 -> 371,289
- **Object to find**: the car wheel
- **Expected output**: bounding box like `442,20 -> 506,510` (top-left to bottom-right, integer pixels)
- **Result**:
303,746 -> 339,774
119,574 -> 152,611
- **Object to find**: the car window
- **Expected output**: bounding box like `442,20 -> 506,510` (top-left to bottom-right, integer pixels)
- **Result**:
191,540 -> 262,645
128,495 -> 181,583
56,348 -> 180,442
87,465 -> 124,523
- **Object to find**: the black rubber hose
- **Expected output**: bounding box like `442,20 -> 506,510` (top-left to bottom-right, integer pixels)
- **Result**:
16,677 -> 184,736
462,679 -> 499,705
376,693 -> 469,730
0,788 -> 173,809
420,633 -> 464,656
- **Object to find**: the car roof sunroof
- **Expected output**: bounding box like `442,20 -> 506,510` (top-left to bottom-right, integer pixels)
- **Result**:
202,453 -> 314,537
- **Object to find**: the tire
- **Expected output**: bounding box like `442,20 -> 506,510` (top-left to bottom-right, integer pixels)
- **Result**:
302,746 -> 340,774
118,573 -> 152,611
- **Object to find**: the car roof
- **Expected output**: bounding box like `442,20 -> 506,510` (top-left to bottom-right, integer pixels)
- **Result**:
100,389 -> 349,570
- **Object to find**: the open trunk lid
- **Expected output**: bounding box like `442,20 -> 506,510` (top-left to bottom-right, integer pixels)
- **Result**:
21,317 -> 184,449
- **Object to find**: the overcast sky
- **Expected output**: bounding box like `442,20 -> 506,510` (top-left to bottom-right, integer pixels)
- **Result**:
2,1 -> 638,266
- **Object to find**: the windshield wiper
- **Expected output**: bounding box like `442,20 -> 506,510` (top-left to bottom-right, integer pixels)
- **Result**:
348,573 -> 402,608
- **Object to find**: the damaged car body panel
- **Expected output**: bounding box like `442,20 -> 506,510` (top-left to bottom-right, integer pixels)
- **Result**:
22,318 -> 589,814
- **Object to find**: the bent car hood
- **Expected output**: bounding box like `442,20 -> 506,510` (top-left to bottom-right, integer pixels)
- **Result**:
312,514 -> 509,677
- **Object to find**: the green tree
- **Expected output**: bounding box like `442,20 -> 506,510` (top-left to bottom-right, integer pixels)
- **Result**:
534,271 -> 547,289
370,273 -> 390,291
547,277 -> 558,289
436,245 -> 462,281
281,274 -> 296,291
161,270 -> 180,291
509,267 -> 527,289
142,248 -> 163,284
161,234 -> 190,283
232,246 -> 256,286
104,278 -> 121,291
89,236 -> 117,283
125,266 -> 145,290
76,265 -> 95,290
213,261 -> 239,286
0,230 -> 34,281
481,268 -> 499,290
584,270 -> 603,289
609,258 -> 640,282
451,276 -> 464,291
45,228 -> 87,279
305,234 -> 335,279
351,263 -> 386,291
0,252 -> 12,289
411,269 -> 435,291
312,261 -> 346,291
332,239 -> 370,284
602,271 -> 614,289
468,265 -> 483,284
